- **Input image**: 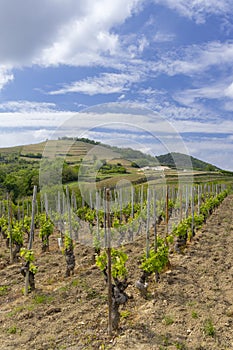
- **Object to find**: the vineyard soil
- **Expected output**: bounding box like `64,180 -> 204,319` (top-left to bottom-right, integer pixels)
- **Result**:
0,196 -> 233,349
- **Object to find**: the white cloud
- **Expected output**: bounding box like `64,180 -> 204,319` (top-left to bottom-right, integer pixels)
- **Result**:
174,84 -> 226,105
153,32 -> 175,43
171,80 -> 233,109
153,0 -> 231,23
0,0 -> 88,65
137,87 -> 217,121
0,0 -> 143,89
49,72 -> 141,95
118,94 -> 126,100
224,82 -> 233,98
151,41 -> 233,77
138,36 -> 149,53
0,100 -> 57,113
0,111 -> 72,129
162,105 -> 216,122
0,66 -> 14,90
175,119 -> 233,134
34,0 -> 143,67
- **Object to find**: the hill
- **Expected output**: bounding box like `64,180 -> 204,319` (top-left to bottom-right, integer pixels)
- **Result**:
157,152 -> 221,171
0,138 -> 222,171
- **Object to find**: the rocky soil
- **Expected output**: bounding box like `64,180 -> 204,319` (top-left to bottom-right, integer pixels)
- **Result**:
0,195 -> 233,350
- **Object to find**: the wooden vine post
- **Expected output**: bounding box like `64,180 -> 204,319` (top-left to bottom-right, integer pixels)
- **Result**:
66,186 -> 72,236
146,187 -> 150,258
7,193 -> 13,264
153,187 -> 157,253
119,187 -> 123,224
25,185 -> 37,296
57,191 -> 63,242
191,186 -> 195,237
64,186 -> 75,277
140,185 -> 144,212
131,186 -> 134,219
103,188 -> 107,248
185,185 -> 189,218
165,185 -> 169,240
153,187 -> 160,283
197,184 -> 201,215
95,191 -> 100,252
180,186 -> 183,222
106,188 -> 112,336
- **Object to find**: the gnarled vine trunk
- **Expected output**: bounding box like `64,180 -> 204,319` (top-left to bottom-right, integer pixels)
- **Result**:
20,262 -> 35,292
65,246 -> 75,277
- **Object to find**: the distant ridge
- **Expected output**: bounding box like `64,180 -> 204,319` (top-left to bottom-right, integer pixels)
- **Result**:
157,152 -> 221,171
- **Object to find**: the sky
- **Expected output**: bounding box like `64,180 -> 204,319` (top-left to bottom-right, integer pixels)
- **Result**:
0,0 -> 233,170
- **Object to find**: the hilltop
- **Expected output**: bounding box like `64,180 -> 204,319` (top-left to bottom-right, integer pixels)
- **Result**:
157,152 -> 221,172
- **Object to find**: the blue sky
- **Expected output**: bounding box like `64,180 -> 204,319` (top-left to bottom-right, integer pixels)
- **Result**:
0,0 -> 233,170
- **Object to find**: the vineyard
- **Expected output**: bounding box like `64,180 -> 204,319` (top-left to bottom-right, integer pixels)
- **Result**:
0,181 -> 233,349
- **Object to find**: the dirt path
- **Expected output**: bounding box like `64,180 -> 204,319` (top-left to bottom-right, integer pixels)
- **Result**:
0,195 -> 232,350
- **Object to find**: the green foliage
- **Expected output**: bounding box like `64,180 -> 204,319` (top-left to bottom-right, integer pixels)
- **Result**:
39,215 -> 54,240
120,310 -> 131,319
112,216 -> 120,229
20,248 -> 37,274
173,220 -> 189,238
96,253 -> 107,271
166,234 -> 174,244
140,238 -> 169,274
200,190 -> 228,219
193,213 -> 205,228
203,319 -> 216,337
191,310 -> 198,319
163,315 -> 174,325
64,232 -> 73,250
99,162 -> 127,174
85,208 -> 96,225
111,249 -> 128,278
20,247 -> 34,262
10,221 -> 24,245
0,216 -> 8,233
172,190 -> 228,240
96,248 -> 128,279
76,206 -> 89,220
22,215 -> 31,233
2,164 -> 39,200
0,285 -> 9,296
62,161 -> 79,182
7,325 -> 17,334
33,294 -> 54,304
168,199 -> 175,209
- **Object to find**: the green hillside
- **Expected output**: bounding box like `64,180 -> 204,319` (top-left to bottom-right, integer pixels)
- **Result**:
157,152 -> 221,171
0,138 -> 222,171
